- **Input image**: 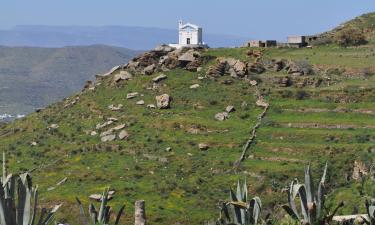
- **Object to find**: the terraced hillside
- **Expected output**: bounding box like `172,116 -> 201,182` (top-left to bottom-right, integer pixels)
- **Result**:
0,44 -> 374,224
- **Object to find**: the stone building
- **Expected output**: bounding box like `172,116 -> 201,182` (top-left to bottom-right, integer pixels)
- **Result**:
287,36 -> 307,48
246,40 -> 277,48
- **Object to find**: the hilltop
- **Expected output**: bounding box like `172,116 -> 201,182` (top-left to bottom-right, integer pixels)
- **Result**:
0,45 -> 138,115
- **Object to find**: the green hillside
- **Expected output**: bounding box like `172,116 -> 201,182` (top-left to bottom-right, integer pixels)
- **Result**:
0,43 -> 374,224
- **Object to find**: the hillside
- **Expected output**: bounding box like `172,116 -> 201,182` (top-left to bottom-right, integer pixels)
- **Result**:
0,25 -> 249,50
0,42 -> 374,224
0,45 -> 138,116
312,12 -> 375,44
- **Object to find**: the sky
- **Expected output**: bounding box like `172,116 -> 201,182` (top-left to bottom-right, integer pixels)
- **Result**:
1,0 -> 375,40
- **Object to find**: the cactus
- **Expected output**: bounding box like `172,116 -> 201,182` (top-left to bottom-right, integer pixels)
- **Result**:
363,199 -> 375,225
0,152 -> 61,225
209,179 -> 262,225
282,163 -> 343,225
76,188 -> 125,225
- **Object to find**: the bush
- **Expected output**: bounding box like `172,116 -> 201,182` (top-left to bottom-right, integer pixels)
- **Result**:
334,28 -> 368,47
295,90 -> 309,100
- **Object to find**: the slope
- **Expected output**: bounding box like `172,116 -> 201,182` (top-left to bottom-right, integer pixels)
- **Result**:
0,44 -> 374,224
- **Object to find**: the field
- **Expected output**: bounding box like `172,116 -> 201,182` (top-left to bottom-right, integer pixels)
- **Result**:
0,43 -> 374,224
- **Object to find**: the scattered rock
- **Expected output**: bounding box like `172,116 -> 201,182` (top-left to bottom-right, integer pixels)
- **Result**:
49,124 -> 59,129
113,71 -> 133,83
113,124 -> 126,131
90,131 -> 97,136
101,134 -> 116,142
152,74 -> 167,83
166,147 -> 172,152
215,112 -> 229,121
352,161 -> 369,180
136,100 -> 145,105
206,60 -> 228,77
154,45 -> 175,53
108,104 -> 123,111
190,84 -> 200,89
248,63 -> 265,74
89,194 -> 113,201
30,142 -> 37,146
178,50 -> 200,62
198,143 -> 209,150
127,92 -> 139,99
279,76 -> 292,87
226,105 -> 236,113
256,99 -> 269,108
198,76 -> 205,80
96,121 -> 114,130
143,64 -> 156,75
118,130 -> 129,140
156,94 -> 171,109
147,104 -> 156,109
249,80 -> 258,86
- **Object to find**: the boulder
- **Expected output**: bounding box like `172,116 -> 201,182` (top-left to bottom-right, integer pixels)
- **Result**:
152,74 -> 167,83
113,124 -> 126,131
154,45 -> 175,53
136,100 -> 145,105
248,63 -> 265,74
190,84 -> 200,89
102,65 -> 121,77
215,112 -> 229,121
198,143 -> 209,150
113,71 -> 133,83
226,106 -> 236,113
156,94 -> 171,109
178,50 -> 200,62
96,121 -> 114,130
256,99 -> 269,108
108,104 -> 123,111
143,64 -> 156,75
127,92 -> 139,99
118,130 -> 129,140
101,134 -> 116,142
206,61 -> 228,77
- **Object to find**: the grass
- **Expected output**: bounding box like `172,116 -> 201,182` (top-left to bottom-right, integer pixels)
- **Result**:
0,44 -> 375,224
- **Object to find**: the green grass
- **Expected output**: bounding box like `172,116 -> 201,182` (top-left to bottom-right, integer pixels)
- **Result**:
0,45 -> 375,224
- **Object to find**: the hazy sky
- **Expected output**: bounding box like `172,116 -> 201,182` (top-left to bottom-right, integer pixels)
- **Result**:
1,0 -> 375,40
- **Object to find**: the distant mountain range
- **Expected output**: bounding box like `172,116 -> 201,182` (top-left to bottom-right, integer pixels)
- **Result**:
0,45 -> 138,116
0,25 -> 250,50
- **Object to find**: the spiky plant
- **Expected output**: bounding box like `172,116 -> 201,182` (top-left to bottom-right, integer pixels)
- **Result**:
282,163 -> 343,225
209,179 -> 262,225
0,152 -> 61,225
363,199 -> 375,225
76,188 -> 125,225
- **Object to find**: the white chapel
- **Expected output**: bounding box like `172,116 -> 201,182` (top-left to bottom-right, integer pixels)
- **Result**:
169,20 -> 207,49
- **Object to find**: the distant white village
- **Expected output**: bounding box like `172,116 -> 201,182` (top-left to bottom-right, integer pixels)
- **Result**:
169,20 -> 317,49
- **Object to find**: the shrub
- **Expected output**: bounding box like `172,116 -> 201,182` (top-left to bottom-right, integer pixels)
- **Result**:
295,90 -> 309,100
334,28 -> 368,47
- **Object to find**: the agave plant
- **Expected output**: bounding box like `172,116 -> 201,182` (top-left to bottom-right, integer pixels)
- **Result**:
0,152 -> 61,225
76,188 -> 125,225
363,199 -> 375,225
282,163 -> 343,225
209,179 -> 262,225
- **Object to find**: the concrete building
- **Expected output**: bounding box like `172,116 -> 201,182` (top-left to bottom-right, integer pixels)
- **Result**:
246,40 -> 277,48
287,36 -> 307,48
169,20 -> 207,49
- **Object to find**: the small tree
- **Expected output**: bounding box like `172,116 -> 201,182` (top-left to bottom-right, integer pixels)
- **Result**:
334,28 -> 367,47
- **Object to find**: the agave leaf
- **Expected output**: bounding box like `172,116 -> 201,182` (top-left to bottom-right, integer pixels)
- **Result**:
304,165 -> 314,204
76,197 -> 88,225
114,204 -> 125,225
0,187 -> 8,225
250,197 -> 262,224
36,208 -> 47,225
98,188 -> 109,221
236,180 -> 242,202
229,188 -> 237,202
89,203 -> 98,224
282,205 -> 299,220
30,187 -> 38,225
